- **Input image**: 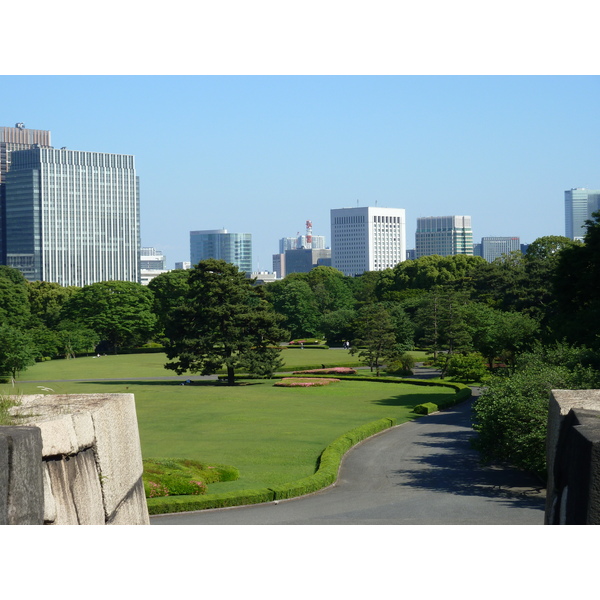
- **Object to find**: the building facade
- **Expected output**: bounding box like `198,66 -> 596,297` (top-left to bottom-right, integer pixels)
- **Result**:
479,236 -> 521,262
330,206 -> 406,276
140,247 -> 168,285
1,124 -> 52,264
565,188 -> 600,241
415,215 -> 473,258
284,248 -> 331,275
278,234 -> 325,253
4,146 -> 140,286
190,229 -> 252,274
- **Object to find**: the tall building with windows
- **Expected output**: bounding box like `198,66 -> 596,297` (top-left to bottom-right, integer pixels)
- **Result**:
479,236 -> 521,262
565,188 -> 600,241
4,146 -> 140,286
1,124 -> 52,264
330,206 -> 406,276
190,229 -> 252,274
415,216 -> 473,258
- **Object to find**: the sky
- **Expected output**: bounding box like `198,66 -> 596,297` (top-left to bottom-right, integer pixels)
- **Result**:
2,75 -> 599,270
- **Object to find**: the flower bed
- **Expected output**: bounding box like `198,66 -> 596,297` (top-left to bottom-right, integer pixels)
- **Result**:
274,378 -> 341,387
292,367 -> 357,375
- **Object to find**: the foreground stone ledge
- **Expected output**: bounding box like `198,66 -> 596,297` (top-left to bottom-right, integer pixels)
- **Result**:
546,389 -> 600,524
10,393 -> 149,525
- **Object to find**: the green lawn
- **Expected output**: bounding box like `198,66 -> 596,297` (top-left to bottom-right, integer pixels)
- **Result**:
4,349 -> 446,495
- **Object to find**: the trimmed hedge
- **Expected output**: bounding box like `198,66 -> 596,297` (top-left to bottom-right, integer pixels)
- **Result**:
413,402 -> 438,415
146,377 -> 473,515
147,487 -> 275,515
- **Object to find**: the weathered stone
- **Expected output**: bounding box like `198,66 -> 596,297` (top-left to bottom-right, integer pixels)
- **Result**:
0,432 -> 9,525
107,477 -> 150,525
0,426 -> 44,525
45,448 -> 105,524
89,395 -> 146,520
42,464 -> 57,524
12,393 -> 149,525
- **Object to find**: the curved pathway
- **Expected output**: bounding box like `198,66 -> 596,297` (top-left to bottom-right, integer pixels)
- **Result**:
151,396 -> 546,525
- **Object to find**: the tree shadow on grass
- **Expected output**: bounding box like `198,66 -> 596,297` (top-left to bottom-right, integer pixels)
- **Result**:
371,393 -> 456,408
391,406 -> 546,510
74,379 -> 265,387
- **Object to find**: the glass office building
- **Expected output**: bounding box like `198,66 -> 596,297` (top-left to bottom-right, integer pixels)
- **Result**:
190,229 -> 252,274
415,216 -> 473,258
4,147 -> 140,286
479,236 -> 521,262
1,124 -> 52,264
565,188 -> 600,241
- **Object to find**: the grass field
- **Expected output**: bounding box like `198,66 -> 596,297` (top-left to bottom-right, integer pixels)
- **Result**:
3,349 -> 444,495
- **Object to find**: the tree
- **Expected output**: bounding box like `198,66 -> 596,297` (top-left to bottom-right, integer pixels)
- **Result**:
61,281 -> 157,353
351,304 -> 398,376
147,269 -> 191,334
0,266 -> 31,329
27,281 -> 79,329
554,212 -> 600,347
319,308 -> 356,346
164,259 -> 286,385
266,278 -> 321,339
0,325 -> 37,382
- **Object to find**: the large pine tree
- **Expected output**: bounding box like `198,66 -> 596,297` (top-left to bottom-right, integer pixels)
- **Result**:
164,259 -> 286,385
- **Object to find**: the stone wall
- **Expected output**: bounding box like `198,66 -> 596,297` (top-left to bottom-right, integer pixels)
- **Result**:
546,389 -> 600,525
1,393 -> 149,525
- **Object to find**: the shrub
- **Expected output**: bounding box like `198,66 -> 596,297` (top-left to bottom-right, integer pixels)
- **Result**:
142,458 -> 239,498
385,352 -> 415,377
413,402 -> 438,415
446,353 -> 489,383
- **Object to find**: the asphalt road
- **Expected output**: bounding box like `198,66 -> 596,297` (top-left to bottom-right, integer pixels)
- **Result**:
151,396 -> 547,525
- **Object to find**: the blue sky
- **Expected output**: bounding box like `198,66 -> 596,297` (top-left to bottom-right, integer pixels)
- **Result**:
2,75 -> 599,269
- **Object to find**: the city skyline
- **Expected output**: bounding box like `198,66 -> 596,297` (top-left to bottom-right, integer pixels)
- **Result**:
1,76 -> 599,271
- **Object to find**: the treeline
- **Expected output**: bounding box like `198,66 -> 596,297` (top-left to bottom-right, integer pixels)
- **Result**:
2,223 -> 600,377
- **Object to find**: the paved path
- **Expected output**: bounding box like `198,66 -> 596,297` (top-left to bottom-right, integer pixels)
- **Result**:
151,396 -> 546,525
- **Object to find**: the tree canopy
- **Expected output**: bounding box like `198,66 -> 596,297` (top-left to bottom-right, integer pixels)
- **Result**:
164,259 -> 286,385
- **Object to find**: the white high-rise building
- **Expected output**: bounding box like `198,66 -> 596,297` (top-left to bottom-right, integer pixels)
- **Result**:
4,146 -> 140,286
415,216 -> 473,258
565,188 -> 600,241
330,206 -> 406,276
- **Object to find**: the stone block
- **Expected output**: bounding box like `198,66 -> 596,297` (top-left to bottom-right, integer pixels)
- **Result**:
546,390 -> 600,522
89,394 -> 147,519
0,426 -> 44,525
107,478 -> 150,525
45,448 -> 105,525
13,393 -> 149,525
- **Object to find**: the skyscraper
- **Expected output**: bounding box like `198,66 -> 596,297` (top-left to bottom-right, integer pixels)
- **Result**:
4,146 -> 140,286
190,229 -> 252,274
330,206 -> 406,276
415,216 -> 473,258
1,124 -> 52,264
479,236 -> 521,262
565,188 -> 600,241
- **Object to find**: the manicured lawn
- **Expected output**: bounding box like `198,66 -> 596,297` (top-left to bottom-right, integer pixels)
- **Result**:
15,348 -> 431,382
4,350 -> 447,496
